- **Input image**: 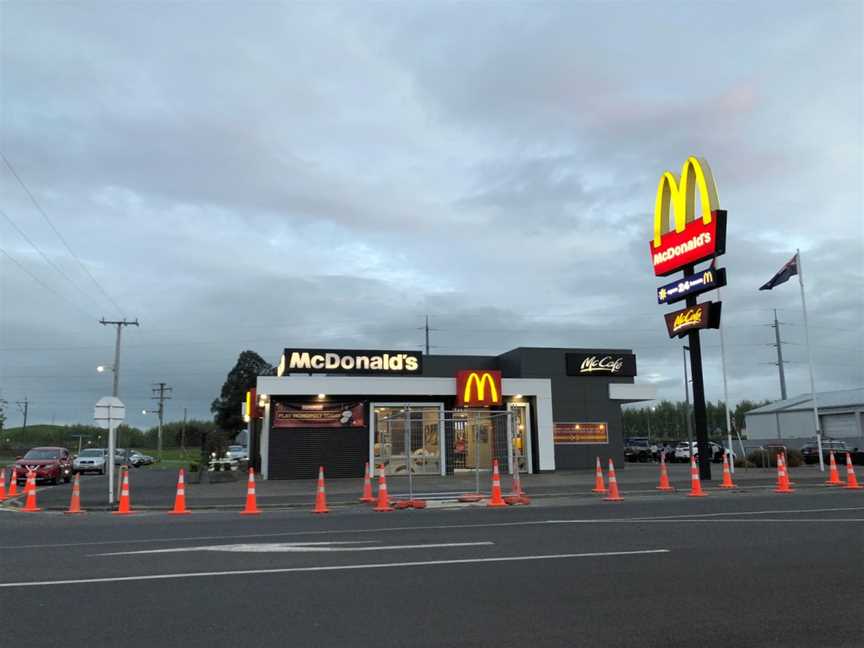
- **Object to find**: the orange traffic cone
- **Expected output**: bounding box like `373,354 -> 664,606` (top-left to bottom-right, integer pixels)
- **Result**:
487,459 -> 507,507
169,468 -> 191,515
240,467 -> 261,515
313,466 -> 330,513
21,470 -> 42,512
844,453 -> 862,490
687,455 -> 707,497
373,464 -> 394,512
0,467 -> 6,501
65,473 -> 85,514
783,452 -> 794,485
603,459 -> 623,501
825,451 -> 844,486
505,467 -> 530,505
113,466 -> 134,514
359,462 -> 374,503
719,452 -> 736,489
656,453 -> 674,492
592,456 -> 607,493
775,454 -> 794,493
8,468 -> 18,498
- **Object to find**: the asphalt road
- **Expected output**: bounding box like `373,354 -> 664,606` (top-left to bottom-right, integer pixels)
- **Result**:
2,489 -> 862,647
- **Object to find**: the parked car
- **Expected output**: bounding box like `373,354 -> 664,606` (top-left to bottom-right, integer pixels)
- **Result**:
225,445 -> 249,463
624,438 -> 651,462
73,448 -> 107,474
673,441 -> 733,463
801,439 -> 848,464
14,446 -> 73,484
127,450 -> 146,467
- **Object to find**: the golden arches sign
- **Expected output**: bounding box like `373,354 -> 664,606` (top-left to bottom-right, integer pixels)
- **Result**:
652,156 -> 720,249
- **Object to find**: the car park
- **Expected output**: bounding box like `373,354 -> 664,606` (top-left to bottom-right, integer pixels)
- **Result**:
673,441 -> 733,463
73,448 -> 107,474
14,446 -> 73,484
801,439 -> 848,464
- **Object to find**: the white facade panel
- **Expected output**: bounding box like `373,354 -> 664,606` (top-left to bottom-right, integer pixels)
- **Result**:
822,413 -> 860,439
609,383 -> 658,402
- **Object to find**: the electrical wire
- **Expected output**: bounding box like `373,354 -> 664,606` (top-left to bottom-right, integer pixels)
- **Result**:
1,152 -> 126,317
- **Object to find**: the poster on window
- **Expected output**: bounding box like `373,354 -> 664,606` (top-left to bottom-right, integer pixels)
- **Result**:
553,422 -> 608,444
273,401 -> 365,428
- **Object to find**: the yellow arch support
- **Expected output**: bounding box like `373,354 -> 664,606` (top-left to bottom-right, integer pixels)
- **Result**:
653,157 -> 720,248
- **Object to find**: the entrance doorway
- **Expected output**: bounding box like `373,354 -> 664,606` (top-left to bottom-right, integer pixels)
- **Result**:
507,401 -> 533,473
451,410 -> 511,471
371,404 -> 444,476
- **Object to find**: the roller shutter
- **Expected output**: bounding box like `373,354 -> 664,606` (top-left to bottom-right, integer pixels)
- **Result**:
821,414 -> 859,439
269,427 -> 367,479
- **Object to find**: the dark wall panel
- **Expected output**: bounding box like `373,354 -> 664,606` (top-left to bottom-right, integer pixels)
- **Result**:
268,427 -> 367,480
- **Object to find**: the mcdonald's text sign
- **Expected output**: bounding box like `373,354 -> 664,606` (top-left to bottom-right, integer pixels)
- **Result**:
456,370 -> 502,407
650,157 -> 727,276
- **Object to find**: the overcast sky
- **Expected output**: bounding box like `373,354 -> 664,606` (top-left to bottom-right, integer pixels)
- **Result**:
1,1 -> 862,430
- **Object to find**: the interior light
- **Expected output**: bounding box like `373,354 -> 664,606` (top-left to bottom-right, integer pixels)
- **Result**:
97,365 -> 106,373
514,394 -> 523,399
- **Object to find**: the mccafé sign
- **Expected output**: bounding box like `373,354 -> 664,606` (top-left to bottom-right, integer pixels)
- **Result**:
565,352 -> 637,378
278,348 -> 422,376
456,370 -> 502,407
650,157 -> 727,277
663,301 -> 722,338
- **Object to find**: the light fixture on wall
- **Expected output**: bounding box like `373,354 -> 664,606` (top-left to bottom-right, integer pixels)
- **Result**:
317,393 -> 326,399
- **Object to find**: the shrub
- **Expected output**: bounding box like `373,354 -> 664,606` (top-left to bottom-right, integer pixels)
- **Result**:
746,448 -> 803,468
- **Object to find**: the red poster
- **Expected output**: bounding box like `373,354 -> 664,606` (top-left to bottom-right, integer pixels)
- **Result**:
273,402 -> 365,428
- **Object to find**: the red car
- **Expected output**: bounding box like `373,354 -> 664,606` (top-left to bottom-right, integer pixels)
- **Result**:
14,446 -> 73,484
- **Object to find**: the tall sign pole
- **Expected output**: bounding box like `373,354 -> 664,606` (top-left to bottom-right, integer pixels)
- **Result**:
95,396 -> 125,506
650,157 -> 728,481
796,250 -> 824,472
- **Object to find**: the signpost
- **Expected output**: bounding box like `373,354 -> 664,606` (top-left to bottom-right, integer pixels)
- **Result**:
95,396 -> 125,506
650,157 -> 728,480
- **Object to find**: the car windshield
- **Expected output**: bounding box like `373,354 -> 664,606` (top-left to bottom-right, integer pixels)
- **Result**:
80,449 -> 104,457
23,449 -> 60,460
229,446 -> 243,452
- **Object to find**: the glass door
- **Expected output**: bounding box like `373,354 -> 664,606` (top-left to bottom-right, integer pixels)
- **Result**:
507,402 -> 532,473
373,405 -> 442,476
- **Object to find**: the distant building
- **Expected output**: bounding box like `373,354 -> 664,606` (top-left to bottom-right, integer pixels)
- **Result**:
744,388 -> 864,449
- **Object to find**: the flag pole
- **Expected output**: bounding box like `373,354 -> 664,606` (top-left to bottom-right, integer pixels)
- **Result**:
716,287 -> 735,473
796,248 -> 824,472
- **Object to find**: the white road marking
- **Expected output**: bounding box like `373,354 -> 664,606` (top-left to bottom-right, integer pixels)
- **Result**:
95,541 -> 493,556
545,518 -> 864,524
0,549 -> 671,588
2,505 -> 862,551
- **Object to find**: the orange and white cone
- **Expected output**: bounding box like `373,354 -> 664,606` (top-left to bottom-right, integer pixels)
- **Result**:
359,462 -> 374,503
825,451 -> 844,486
603,459 -> 623,501
373,464 -> 394,512
113,466 -> 134,514
64,473 -> 85,514
656,453 -> 674,492
505,467 -> 530,505
313,466 -> 330,513
487,459 -> 507,507
844,453 -> 862,490
8,468 -> 18,498
783,452 -> 794,484
169,468 -> 191,515
240,467 -> 261,515
21,470 -> 42,512
592,456 -> 607,494
687,455 -> 707,497
0,467 -> 6,501
775,454 -> 794,493
719,452 -> 736,489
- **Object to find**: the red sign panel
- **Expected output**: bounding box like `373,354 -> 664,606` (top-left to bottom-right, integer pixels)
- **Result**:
650,210 -> 727,277
273,401 -> 365,428
456,370 -> 502,407
553,422 -> 608,444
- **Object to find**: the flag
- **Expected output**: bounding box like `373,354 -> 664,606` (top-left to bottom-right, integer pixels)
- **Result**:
759,254 -> 798,290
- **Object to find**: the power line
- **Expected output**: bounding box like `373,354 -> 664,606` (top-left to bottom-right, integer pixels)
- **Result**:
0,207 -> 105,314
1,152 -> 126,318
0,246 -> 98,320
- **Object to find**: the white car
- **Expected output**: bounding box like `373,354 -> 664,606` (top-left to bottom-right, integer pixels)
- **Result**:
73,448 -> 107,474
225,445 -> 249,462
673,441 -> 735,463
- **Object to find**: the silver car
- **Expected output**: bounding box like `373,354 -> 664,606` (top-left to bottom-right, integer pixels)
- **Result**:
73,448 -> 107,474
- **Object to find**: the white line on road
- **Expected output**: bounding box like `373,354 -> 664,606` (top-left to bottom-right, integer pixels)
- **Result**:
94,541 -> 494,556
0,549 -> 671,588
3,506 -> 862,551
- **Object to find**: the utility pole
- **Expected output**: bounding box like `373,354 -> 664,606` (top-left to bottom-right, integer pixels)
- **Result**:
770,309 -> 788,400
16,397 -> 29,431
151,382 -> 172,460
181,407 -> 187,455
99,318 -> 140,397
425,314 -> 430,355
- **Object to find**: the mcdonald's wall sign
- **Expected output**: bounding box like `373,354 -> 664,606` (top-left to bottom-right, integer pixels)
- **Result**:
456,370 -> 502,407
649,157 -> 727,276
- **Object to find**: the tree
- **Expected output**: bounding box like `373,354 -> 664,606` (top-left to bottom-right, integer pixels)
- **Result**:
211,350 -> 274,433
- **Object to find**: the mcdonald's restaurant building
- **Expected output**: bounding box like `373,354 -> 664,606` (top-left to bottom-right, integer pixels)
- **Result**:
252,347 -> 656,480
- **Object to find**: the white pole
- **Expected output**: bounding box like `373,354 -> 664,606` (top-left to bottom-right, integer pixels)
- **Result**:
108,412 -> 116,505
796,249 -> 824,472
716,287 -> 735,473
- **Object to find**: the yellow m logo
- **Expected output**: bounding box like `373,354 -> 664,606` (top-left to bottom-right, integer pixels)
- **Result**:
653,156 -> 720,248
